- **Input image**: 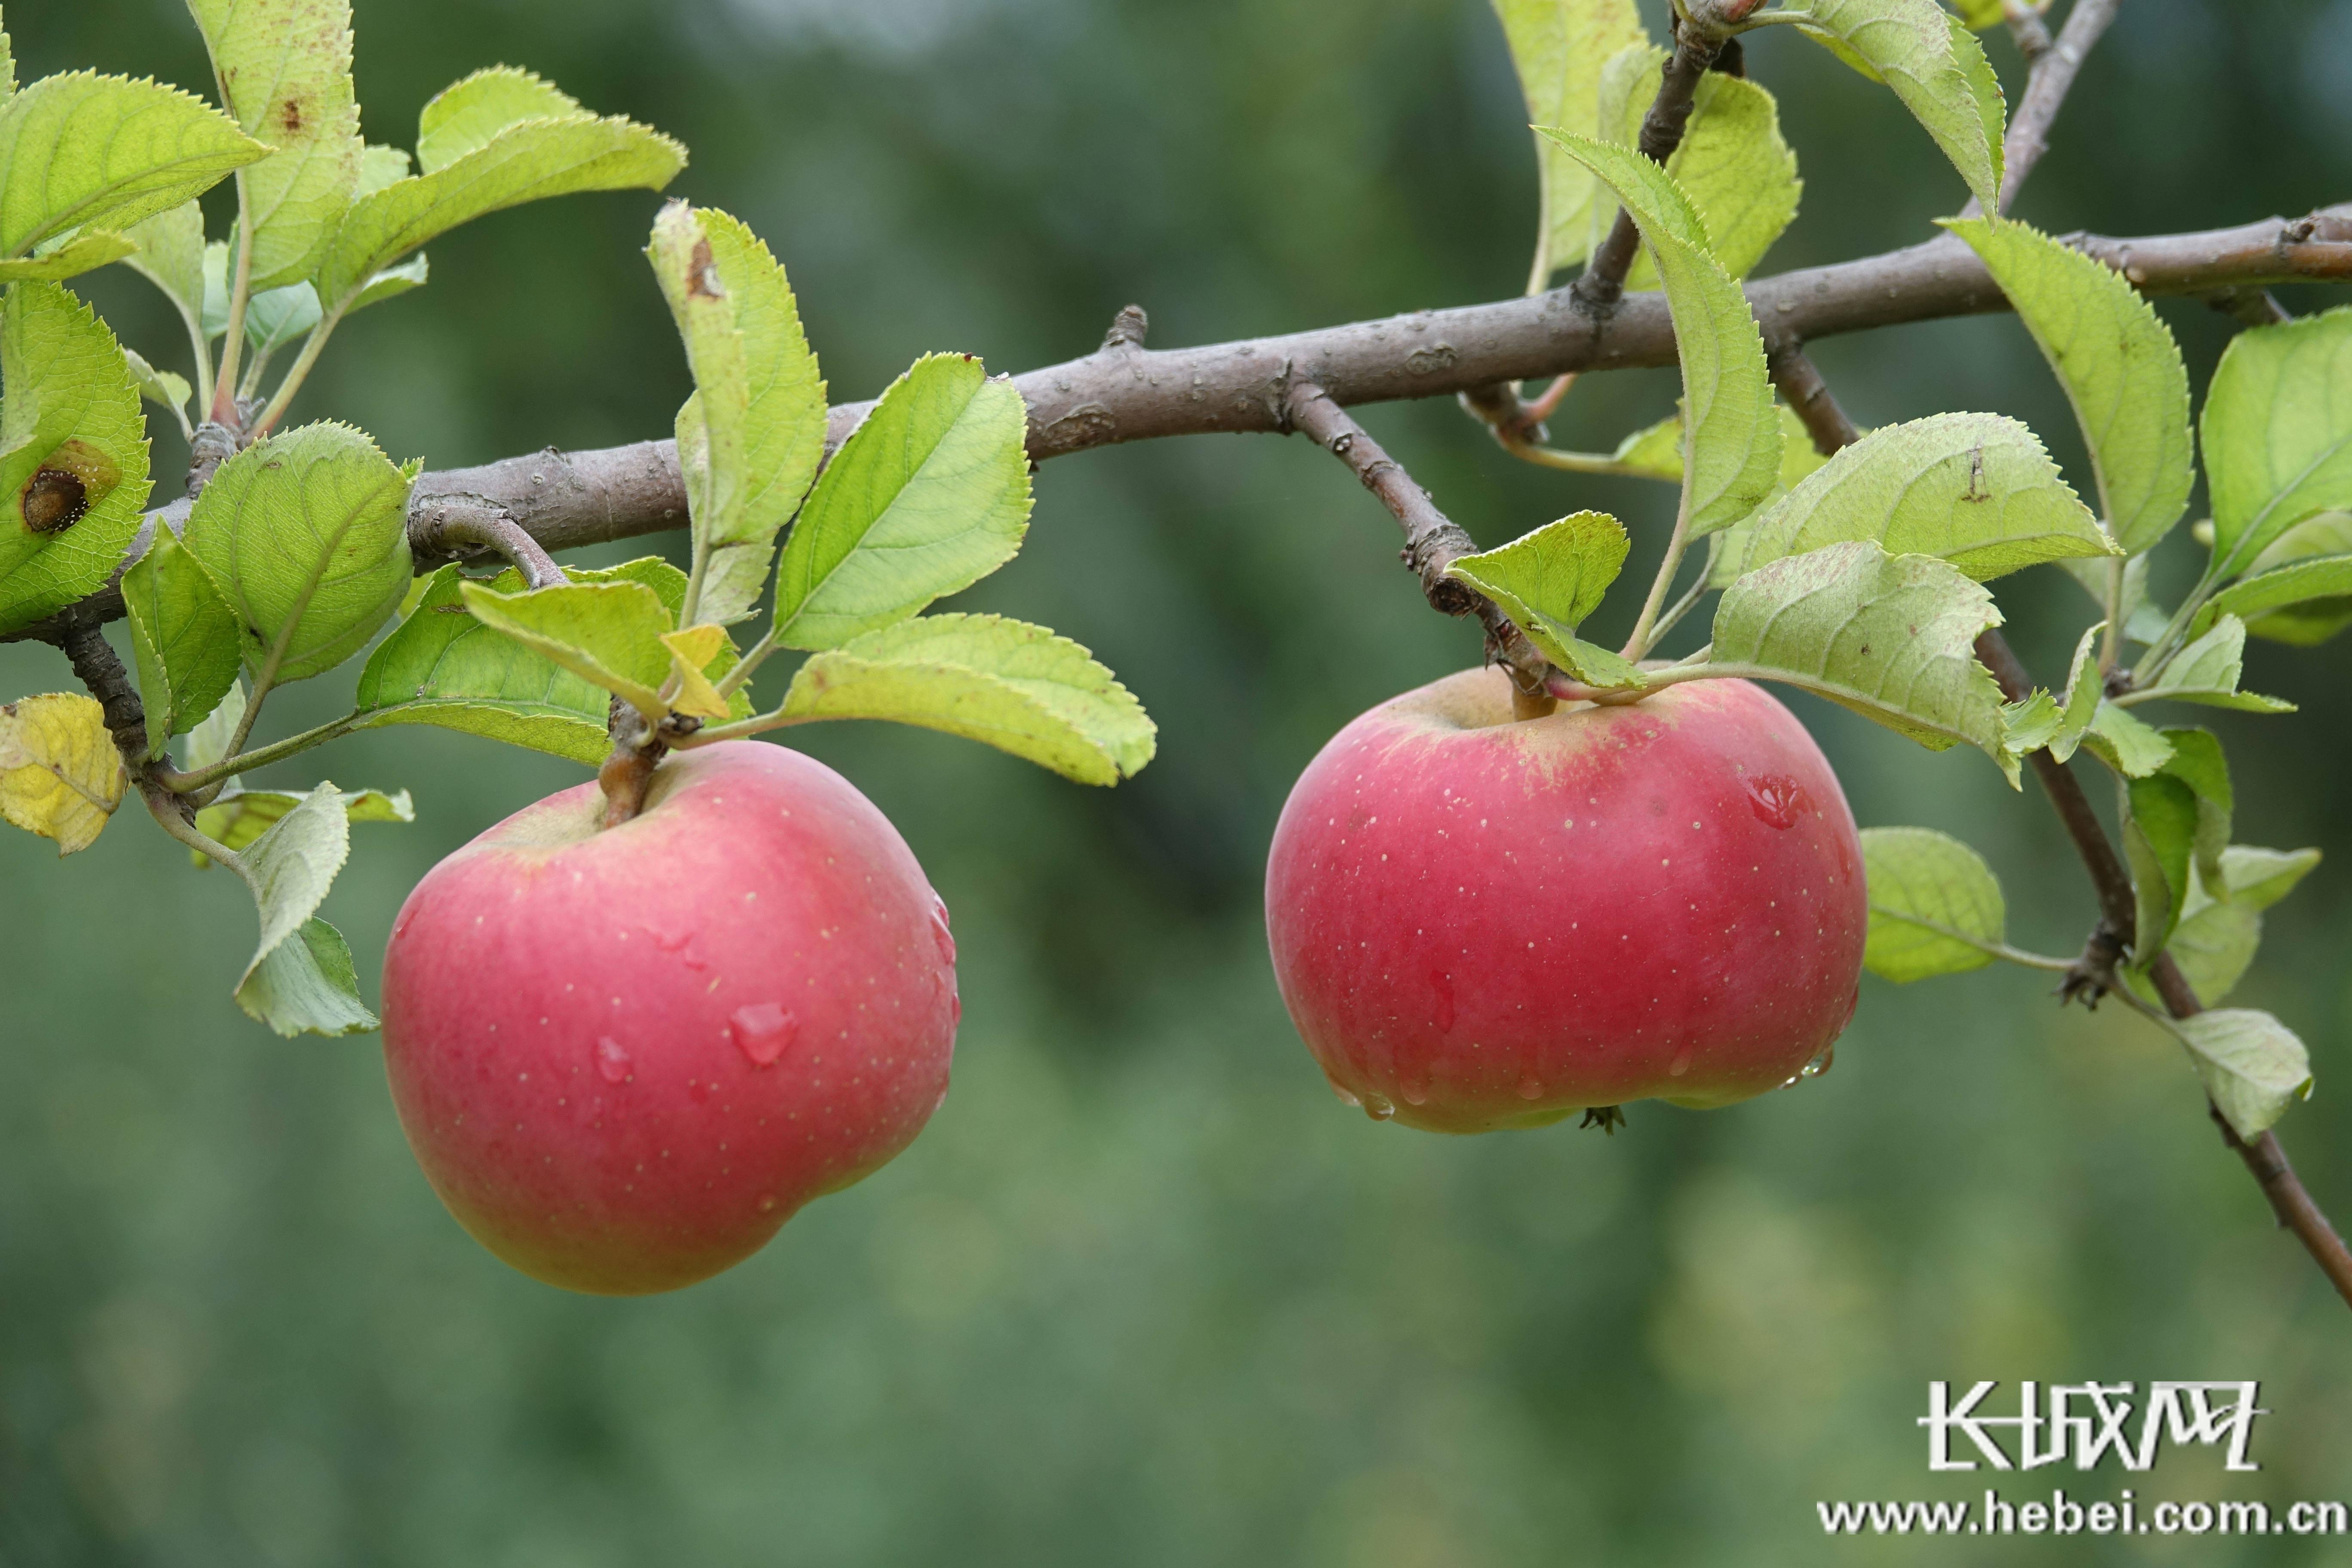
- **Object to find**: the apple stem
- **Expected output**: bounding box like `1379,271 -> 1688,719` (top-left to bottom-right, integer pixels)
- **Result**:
597,701 -> 666,827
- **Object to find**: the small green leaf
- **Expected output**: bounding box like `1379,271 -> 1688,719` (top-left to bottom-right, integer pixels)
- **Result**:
0,281 -> 154,636
235,914 -> 374,1037
413,67 -> 581,172
1548,634 -> 1650,690
773,353 -> 1030,650
356,144 -> 410,197
1493,0 -> 1651,285
122,346 -> 192,428
1445,511 -> 1627,633
241,279 -> 321,358
346,251 -> 428,315
2155,727 -> 2231,894
2079,699 -> 2174,778
1709,540 -> 2008,762
0,71 -> 266,259
1596,52 -> 1802,285
1610,402 -> 1828,490
1535,132 -> 1779,537
2046,622 -> 2103,763
187,0 -> 362,289
457,578 -> 674,720
2134,899 -> 2260,1008
183,677 -> 245,772
2219,845 -> 2322,913
228,781 -> 371,1035
2124,771 -> 2197,963
122,525 -> 239,756
196,782 -> 410,858
781,612 -> 1155,785
1859,825 -> 2005,982
1998,689 -> 2059,757
0,230 -> 135,280
2204,306 -> 2352,576
355,560 -> 704,764
1792,0 -> 2003,211
2172,1009 -> 2312,1140
649,204 -> 827,627
2195,513 -> 2352,647
1943,217 -> 2194,554
181,422 -> 416,685
119,198 -> 207,341
1731,413 -> 2116,580
2130,615 -> 2295,714
310,78 -> 684,314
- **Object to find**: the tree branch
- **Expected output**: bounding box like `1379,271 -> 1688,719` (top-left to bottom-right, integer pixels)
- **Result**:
1282,374 -> 1553,714
1999,0 -> 2125,211
410,497 -> 568,589
1573,21 -> 1723,317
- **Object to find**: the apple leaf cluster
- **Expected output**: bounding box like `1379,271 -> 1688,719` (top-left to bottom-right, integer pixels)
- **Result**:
1470,0 -> 2349,1138
0,1 -> 1152,1041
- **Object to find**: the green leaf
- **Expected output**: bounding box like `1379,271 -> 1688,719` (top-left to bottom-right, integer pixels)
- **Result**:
781,612 -> 1153,785
1792,0 -> 2004,211
1596,54 -> 1801,285
1492,0 -> 1651,285
122,346 -> 191,428
649,204 -> 827,627
2079,699 -> 2173,778
227,780 -> 373,1035
356,144 -> 410,197
2124,771 -> 2197,963
2204,306 -> 2352,576
0,230 -> 135,280
310,78 -> 684,314
2218,845 -> 2321,913
181,421 -> 417,685
2046,622 -> 2103,763
119,198 -> 207,340
456,578 -> 675,720
2155,727 -> 2231,893
2196,513 -> 2352,647
2129,615 -> 2294,713
187,0 -> 361,289
2135,899 -> 2261,1008
1708,540 -> 2009,761
183,676 -> 245,772
1859,825 -> 2005,982
1946,0 -> 2003,27
1611,402 -> 1828,490
0,281 -> 154,636
122,524 -> 239,756
355,560 -> 708,764
2172,1009 -> 2312,1141
772,352 -> 1031,650
241,279 -> 320,358
1730,413 -> 2116,580
196,782 -> 410,858
347,251 -> 427,315
1943,217 -> 2194,553
0,71 -> 266,259
414,67 -> 580,172
1445,511 -> 1628,632
1535,132 -> 1779,537
235,915 -> 374,1037
1997,688 -> 2059,756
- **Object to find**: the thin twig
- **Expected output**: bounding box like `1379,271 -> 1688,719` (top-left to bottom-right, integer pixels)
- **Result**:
1997,0 -> 2126,212
1283,376 -> 1553,710
1574,21 -> 1723,316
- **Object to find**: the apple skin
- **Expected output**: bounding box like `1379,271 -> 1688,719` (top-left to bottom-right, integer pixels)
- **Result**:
1265,668 -> 1865,1133
381,741 -> 958,1295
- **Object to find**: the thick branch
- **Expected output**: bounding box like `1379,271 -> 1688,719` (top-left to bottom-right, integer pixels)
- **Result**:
1282,375 -> 1552,709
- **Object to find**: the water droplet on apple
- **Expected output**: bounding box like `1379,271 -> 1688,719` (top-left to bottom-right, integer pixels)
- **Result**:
1746,774 -> 1805,829
730,1002 -> 797,1067
1329,1081 -> 1363,1109
1667,1041 -> 1695,1077
1429,969 -> 1456,1034
1361,1093 -> 1396,1121
1399,1069 -> 1431,1106
1800,1043 -> 1835,1079
595,1036 -> 632,1084
929,894 -> 956,967
1516,1075 -> 1544,1100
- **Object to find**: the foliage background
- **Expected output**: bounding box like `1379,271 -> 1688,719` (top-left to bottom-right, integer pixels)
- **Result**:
5,0 -> 2352,1561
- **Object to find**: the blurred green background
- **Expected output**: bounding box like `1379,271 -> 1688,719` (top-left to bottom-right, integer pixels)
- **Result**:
6,0 -> 2352,1561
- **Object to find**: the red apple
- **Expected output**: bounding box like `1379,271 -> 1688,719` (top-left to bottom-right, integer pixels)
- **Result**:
381,741 -> 958,1294
1265,668 -> 1865,1133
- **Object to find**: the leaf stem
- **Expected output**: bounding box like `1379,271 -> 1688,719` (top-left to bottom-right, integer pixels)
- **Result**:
1620,485 -> 1695,660
211,188 -> 257,426
251,310 -> 343,438
714,628 -> 778,698
138,781 -> 241,873
157,711 -> 366,797
1869,907 -> 2073,973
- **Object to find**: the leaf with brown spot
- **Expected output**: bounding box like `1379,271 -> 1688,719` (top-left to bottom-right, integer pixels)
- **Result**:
187,0 -> 363,289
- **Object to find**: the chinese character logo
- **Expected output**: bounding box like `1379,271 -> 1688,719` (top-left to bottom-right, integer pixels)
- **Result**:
1920,1382 -> 2266,1472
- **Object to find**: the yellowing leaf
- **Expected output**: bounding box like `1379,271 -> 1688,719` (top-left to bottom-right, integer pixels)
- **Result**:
659,623 -> 732,719
0,692 -> 124,854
